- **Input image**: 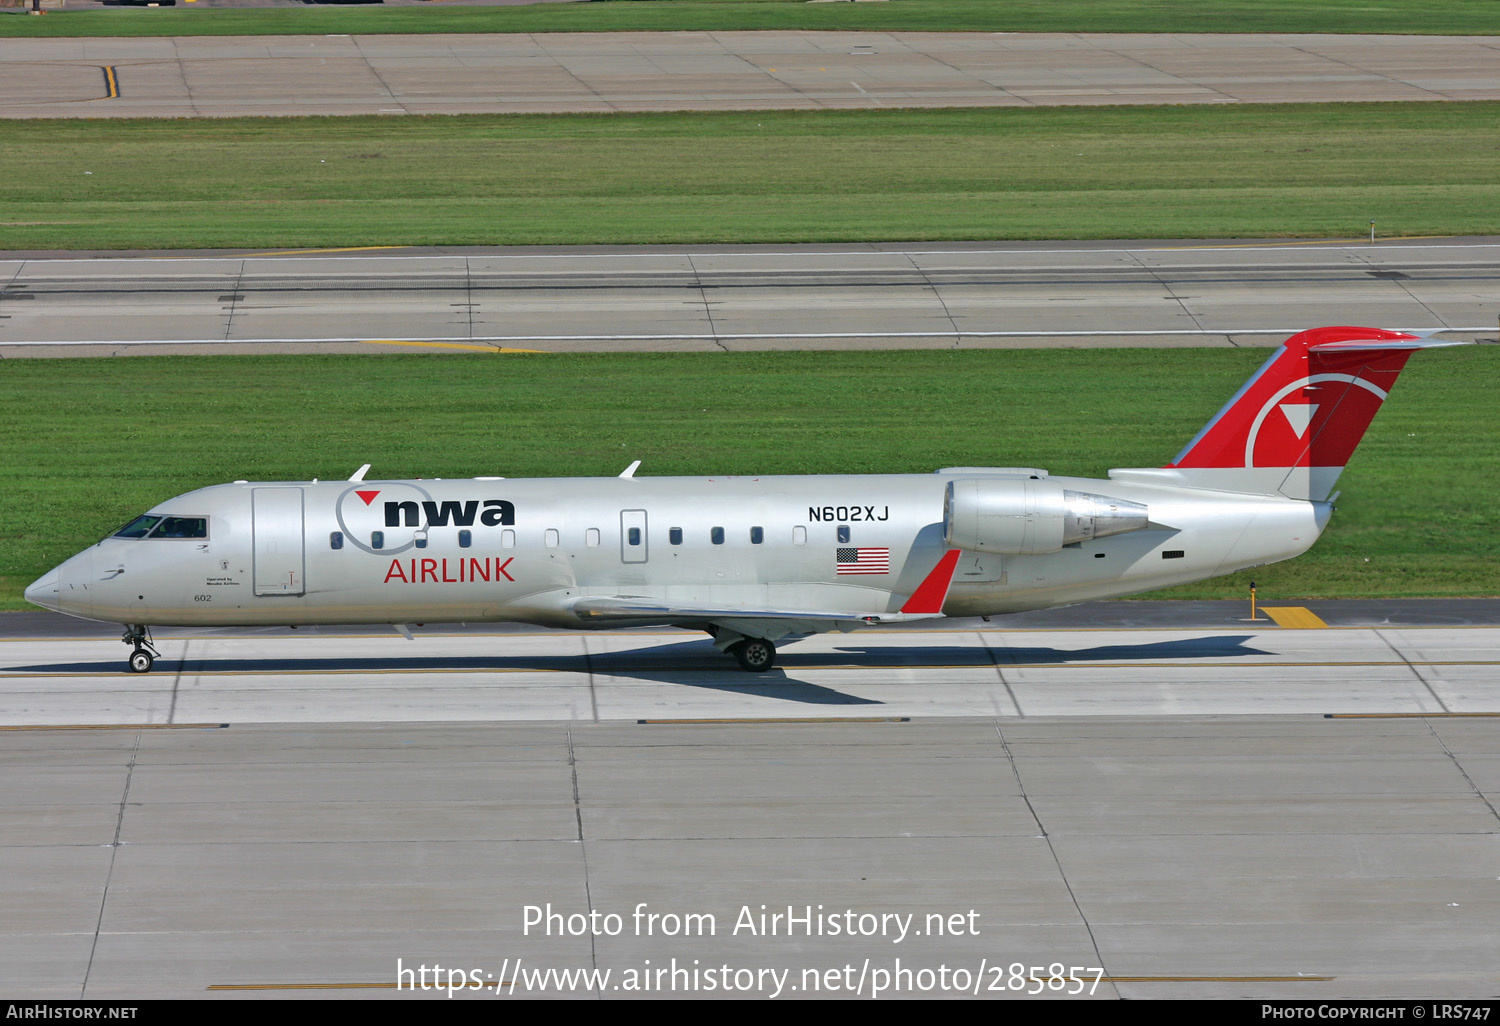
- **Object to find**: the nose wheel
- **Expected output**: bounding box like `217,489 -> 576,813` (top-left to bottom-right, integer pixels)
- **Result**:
122,625 -> 160,673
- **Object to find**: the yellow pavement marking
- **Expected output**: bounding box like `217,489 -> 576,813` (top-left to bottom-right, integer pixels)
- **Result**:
639,717 -> 910,725
1260,606 -> 1329,629
237,246 -> 407,257
209,981 -> 507,991
1152,236 -> 1455,250
1326,712 -> 1500,719
361,339 -> 542,353
1100,975 -> 1333,983
0,723 -> 225,731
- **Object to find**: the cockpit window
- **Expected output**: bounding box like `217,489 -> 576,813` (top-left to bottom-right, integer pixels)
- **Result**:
111,515 -> 208,539
114,515 -> 162,539
154,517 -> 208,539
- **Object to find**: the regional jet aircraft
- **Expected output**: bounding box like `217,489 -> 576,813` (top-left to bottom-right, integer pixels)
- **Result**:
24,326 -> 1464,673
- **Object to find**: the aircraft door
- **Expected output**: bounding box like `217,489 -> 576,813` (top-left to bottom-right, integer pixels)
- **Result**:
253,487 -> 306,596
620,509 -> 648,564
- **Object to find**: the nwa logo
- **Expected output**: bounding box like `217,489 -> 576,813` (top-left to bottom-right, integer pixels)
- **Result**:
335,484 -> 515,556
382,499 -> 514,528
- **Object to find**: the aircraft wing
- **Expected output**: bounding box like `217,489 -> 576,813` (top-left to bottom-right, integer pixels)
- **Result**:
571,596 -> 942,632
569,549 -> 962,640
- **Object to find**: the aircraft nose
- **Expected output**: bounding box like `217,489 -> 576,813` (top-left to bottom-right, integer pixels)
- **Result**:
24,567 -> 61,612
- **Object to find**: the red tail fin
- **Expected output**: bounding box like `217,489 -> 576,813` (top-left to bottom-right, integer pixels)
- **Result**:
1165,326 -> 1458,500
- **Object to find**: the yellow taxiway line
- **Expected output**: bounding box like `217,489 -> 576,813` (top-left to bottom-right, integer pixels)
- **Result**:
361,339 -> 543,353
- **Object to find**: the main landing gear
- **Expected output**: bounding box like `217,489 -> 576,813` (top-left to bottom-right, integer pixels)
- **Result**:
730,637 -> 776,674
122,624 -> 160,673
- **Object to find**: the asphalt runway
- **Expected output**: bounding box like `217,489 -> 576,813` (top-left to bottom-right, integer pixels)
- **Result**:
4,238 -> 1497,356
5,32 -> 1500,119
2,603 -> 1499,998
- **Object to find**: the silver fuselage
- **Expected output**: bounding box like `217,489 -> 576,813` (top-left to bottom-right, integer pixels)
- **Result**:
28,468 -> 1329,630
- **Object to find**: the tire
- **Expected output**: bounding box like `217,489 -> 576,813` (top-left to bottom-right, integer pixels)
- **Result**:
128,649 -> 154,674
732,638 -> 776,673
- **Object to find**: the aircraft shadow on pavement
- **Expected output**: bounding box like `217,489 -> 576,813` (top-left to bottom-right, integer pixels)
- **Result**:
980,634 -> 1274,664
15,634 -> 1271,708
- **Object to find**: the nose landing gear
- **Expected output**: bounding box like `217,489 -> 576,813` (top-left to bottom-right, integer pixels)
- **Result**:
123,625 -> 159,673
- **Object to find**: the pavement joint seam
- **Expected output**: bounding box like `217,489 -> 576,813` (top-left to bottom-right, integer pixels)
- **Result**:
566,727 -> 603,992
1373,627 -> 1451,714
1422,719 -> 1500,828
900,249 -> 963,349
81,728 -> 140,999
992,720 -> 1115,996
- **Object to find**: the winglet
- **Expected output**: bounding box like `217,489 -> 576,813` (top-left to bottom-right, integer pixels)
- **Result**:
901,549 -> 961,615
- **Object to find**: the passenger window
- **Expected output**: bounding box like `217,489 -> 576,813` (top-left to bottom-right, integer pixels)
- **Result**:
586,528 -> 601,548
711,527 -> 724,545
793,526 -> 806,545
750,526 -> 763,544
415,533 -> 428,549
669,527 -> 683,545
371,531 -> 385,550
330,531 -> 343,550
837,525 -> 850,544
459,530 -> 472,549
545,529 -> 560,548
501,529 -> 515,549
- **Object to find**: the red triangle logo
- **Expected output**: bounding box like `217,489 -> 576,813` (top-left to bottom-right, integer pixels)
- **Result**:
355,490 -> 381,506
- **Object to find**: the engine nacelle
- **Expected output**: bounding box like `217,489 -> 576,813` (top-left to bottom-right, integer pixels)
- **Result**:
944,478 -> 1150,555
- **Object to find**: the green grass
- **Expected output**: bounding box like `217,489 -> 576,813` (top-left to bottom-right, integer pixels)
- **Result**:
4,0 -> 1499,38
6,103 -> 1500,250
1,347 -> 1493,609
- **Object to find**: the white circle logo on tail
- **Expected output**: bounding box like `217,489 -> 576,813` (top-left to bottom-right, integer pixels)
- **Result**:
1243,374 -> 1388,467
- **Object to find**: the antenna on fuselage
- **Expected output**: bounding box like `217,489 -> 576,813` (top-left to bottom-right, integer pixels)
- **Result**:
619,460 -> 641,479
349,463 -> 372,482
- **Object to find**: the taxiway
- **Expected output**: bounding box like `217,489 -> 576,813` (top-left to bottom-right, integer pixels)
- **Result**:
3,238 -> 1496,356
7,32 -> 1500,120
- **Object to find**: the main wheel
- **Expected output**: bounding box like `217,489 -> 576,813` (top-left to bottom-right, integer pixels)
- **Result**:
128,649 -> 154,674
731,638 -> 776,673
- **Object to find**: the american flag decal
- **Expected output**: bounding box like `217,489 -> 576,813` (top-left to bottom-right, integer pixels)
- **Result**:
836,547 -> 890,575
